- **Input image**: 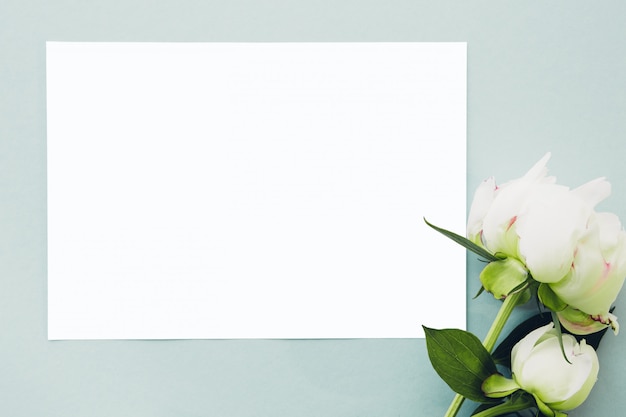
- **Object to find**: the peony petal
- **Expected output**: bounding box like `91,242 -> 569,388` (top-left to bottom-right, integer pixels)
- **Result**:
516,185 -> 589,283
480,180 -> 534,257
519,152 -> 553,184
549,232 -> 606,311
551,213 -> 626,316
549,340 -> 599,411
511,322 -> 553,379
479,154 -> 556,258
467,176 -> 496,243
571,177 -> 611,208
596,212 -> 626,268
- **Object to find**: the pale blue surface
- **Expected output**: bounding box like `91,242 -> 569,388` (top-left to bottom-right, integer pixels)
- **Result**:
1,1 -> 625,416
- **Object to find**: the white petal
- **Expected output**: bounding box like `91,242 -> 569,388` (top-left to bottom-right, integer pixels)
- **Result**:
467,177 -> 496,241
550,238 -> 605,311
481,180 -> 532,256
571,177 -> 611,208
520,152 -> 553,183
551,340 -> 599,410
511,322 -> 554,378
479,153 -> 556,256
552,213 -> 626,315
596,212 -> 626,261
516,185 -> 589,283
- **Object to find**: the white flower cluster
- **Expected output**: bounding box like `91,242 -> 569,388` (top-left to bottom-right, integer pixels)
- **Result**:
468,153 -> 626,334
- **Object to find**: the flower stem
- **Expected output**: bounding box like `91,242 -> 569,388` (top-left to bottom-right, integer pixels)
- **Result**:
482,291 -> 524,352
443,291 -> 525,417
443,393 -> 465,417
471,396 -> 533,417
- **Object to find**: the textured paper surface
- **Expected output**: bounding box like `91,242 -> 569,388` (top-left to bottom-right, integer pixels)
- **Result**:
47,42 -> 466,339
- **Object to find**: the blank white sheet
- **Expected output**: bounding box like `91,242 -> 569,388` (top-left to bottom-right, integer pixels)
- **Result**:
46,42 -> 467,339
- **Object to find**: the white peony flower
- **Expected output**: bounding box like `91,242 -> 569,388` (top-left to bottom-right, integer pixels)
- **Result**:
468,153 -> 626,333
511,323 -> 599,415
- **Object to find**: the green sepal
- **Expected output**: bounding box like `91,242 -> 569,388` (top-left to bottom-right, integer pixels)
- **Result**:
557,305 -> 617,335
423,326 -> 498,403
479,258 -> 528,300
423,218 -> 501,262
474,286 -> 486,299
532,394 -> 568,417
551,311 -> 572,364
538,284 -> 567,312
482,374 -> 520,398
515,287 -> 532,307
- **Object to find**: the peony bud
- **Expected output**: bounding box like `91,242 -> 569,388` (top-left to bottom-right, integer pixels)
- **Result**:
511,323 -> 599,415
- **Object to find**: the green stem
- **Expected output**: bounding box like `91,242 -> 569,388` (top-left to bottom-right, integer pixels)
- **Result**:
471,397 -> 533,417
482,291 -> 524,352
443,393 -> 465,417
443,291 -> 524,417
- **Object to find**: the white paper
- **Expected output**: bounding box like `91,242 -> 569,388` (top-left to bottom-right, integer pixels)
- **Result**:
47,42 -> 467,339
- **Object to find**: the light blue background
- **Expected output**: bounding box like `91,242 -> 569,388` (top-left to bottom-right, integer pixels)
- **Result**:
1,1 -> 625,416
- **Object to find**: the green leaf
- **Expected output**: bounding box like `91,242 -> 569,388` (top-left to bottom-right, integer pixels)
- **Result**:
423,326 -> 498,403
423,218 -> 501,262
537,284 -> 567,312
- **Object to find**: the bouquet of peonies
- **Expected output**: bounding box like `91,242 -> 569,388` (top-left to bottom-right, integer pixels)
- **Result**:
425,153 -> 626,417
